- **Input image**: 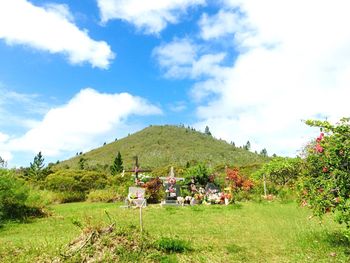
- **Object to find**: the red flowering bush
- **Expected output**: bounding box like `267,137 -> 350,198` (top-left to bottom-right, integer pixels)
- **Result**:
300,118 -> 350,232
144,177 -> 164,204
226,168 -> 254,200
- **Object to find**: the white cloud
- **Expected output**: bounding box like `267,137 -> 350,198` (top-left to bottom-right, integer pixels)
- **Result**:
169,101 -> 187,112
0,132 -> 12,163
6,88 -> 162,157
97,0 -> 206,34
0,0 -> 114,68
153,38 -> 228,80
199,10 -> 240,40
153,38 -> 197,78
156,0 -> 350,156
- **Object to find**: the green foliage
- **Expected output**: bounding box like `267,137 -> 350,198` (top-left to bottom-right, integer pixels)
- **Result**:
29,151 -> 46,180
260,148 -> 268,157
55,125 -> 268,170
156,237 -> 192,253
110,151 -> 123,175
243,141 -> 251,151
45,170 -> 108,202
253,157 -> 303,186
78,157 -> 87,170
301,118 -> 350,231
0,169 -> 45,222
0,156 -> 7,168
184,163 -> 212,186
204,125 -> 212,136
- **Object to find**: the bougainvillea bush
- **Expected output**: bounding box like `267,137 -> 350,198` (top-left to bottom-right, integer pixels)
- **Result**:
226,167 -> 254,201
300,118 -> 350,233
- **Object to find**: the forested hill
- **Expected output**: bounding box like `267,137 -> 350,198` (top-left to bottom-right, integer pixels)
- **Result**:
56,125 -> 268,170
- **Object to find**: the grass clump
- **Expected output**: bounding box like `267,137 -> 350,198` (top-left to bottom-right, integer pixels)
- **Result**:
156,237 -> 192,253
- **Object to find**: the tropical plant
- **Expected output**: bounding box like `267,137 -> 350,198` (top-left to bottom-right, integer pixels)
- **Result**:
300,118 -> 350,233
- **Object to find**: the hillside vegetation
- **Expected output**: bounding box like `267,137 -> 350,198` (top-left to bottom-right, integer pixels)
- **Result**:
56,125 -> 268,170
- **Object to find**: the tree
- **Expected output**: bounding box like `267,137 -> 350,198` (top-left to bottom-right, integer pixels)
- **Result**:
29,152 -> 45,180
0,156 -> 7,168
300,118 -> 350,231
185,163 -> 212,186
111,151 -> 123,175
260,148 -> 268,157
243,141 -> 251,151
204,126 -> 212,136
253,157 -> 302,186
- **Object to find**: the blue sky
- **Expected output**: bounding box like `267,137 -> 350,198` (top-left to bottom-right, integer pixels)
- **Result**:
0,0 -> 349,167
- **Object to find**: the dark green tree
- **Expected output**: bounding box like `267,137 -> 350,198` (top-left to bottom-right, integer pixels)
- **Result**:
260,148 -> 268,157
243,141 -> 251,151
204,126 -> 212,136
29,151 -> 45,180
0,156 -> 6,168
110,151 -> 123,175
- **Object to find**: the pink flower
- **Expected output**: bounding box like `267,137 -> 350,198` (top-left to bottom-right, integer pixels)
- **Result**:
322,167 -> 328,173
316,133 -> 325,142
315,143 -> 324,153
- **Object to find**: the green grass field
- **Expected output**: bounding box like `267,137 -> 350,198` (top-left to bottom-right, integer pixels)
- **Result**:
0,201 -> 349,262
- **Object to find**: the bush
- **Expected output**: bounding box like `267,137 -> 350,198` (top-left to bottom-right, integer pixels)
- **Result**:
0,170 -> 45,222
87,188 -> 122,203
301,118 -> 350,231
45,170 -> 108,201
144,177 -> 164,203
253,157 -> 303,186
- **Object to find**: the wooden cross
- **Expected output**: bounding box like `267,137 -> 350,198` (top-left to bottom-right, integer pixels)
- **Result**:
126,156 -> 151,180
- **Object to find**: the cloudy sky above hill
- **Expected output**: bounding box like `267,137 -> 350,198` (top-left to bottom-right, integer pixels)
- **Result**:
0,0 -> 349,167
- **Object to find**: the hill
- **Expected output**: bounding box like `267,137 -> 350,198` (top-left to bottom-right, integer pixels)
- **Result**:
56,125 -> 268,170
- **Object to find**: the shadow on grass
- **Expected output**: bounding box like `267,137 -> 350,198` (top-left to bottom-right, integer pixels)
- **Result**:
226,243 -> 245,254
324,231 -> 350,256
305,229 -> 350,256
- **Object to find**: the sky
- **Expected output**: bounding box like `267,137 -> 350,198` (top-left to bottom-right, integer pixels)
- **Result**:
0,0 -> 349,167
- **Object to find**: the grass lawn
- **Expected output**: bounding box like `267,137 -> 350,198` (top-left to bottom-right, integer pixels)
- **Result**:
0,201 -> 349,262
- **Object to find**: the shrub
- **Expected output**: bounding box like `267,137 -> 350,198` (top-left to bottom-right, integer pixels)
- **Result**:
45,170 -> 108,201
253,157 -> 303,186
144,177 -> 164,203
300,118 -> 350,231
185,163 -> 212,186
0,169 -> 45,222
87,188 -> 122,203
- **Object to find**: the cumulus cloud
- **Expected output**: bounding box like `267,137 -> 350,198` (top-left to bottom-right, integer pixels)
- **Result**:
97,0 -> 206,34
154,0 -> 350,156
154,38 -> 229,78
6,88 -> 162,157
0,0 -> 114,68
199,10 -> 240,40
193,0 -> 350,155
